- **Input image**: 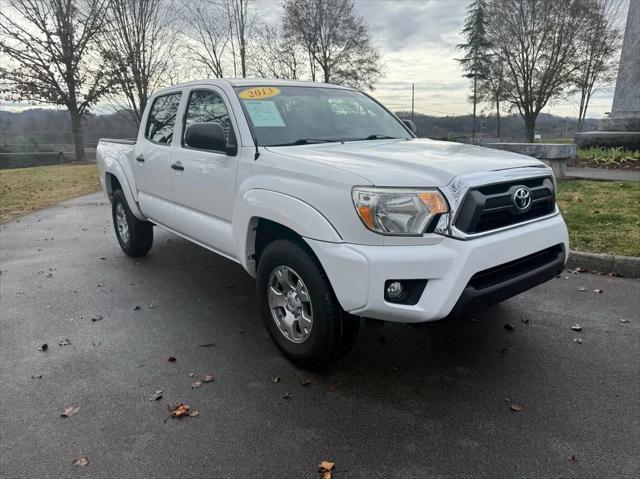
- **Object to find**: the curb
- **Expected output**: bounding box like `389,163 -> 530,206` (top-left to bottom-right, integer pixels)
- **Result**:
567,250 -> 640,279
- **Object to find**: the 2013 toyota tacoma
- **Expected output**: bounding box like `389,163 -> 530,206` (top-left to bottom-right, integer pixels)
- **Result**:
97,79 -> 569,369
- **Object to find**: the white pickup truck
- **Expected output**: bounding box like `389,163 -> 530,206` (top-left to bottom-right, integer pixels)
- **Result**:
97,79 -> 569,369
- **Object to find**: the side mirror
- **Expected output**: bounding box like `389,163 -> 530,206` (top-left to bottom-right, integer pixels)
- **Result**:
402,119 -> 417,134
184,122 -> 234,154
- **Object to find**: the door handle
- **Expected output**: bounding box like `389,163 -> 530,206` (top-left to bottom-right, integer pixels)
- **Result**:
171,161 -> 184,171
136,154 -> 145,162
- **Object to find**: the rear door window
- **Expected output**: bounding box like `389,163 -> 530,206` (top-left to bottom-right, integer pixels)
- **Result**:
145,93 -> 182,144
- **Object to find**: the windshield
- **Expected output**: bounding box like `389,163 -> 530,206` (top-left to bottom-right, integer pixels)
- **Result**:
234,85 -> 412,147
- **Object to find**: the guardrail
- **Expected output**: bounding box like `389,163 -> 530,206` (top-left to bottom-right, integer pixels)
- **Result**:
0,149 -> 97,169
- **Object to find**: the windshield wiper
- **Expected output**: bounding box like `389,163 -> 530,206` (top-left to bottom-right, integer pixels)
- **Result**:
343,134 -> 403,142
364,134 -> 401,140
270,138 -> 341,146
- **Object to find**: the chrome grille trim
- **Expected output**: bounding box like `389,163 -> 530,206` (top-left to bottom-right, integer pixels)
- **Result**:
434,166 -> 559,240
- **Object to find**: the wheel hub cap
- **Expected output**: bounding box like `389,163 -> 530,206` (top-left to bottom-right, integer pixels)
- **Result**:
268,266 -> 313,343
115,203 -> 129,243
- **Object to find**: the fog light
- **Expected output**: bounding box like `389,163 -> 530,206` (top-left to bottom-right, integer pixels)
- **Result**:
386,281 -> 404,299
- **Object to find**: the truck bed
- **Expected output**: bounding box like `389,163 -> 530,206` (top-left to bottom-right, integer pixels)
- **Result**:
99,138 -> 137,145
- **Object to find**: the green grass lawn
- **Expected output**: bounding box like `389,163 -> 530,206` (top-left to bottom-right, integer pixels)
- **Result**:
0,164 -> 101,223
557,180 -> 640,257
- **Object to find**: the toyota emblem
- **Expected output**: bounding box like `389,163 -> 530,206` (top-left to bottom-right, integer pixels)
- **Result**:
512,187 -> 532,211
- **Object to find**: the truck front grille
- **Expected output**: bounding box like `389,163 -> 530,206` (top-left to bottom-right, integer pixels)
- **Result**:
453,176 -> 555,234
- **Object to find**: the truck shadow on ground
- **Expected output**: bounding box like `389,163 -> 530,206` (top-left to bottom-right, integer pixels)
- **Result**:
141,231 -> 544,402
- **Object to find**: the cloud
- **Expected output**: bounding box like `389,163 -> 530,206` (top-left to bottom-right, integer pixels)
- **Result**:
351,0 -> 615,118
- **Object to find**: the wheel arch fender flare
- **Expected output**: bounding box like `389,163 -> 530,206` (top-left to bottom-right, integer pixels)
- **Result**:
103,162 -> 145,221
233,189 -> 342,275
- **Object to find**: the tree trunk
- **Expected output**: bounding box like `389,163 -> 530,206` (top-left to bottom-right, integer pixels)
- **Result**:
524,114 -> 536,143
323,64 -> 330,83
472,75 -> 477,143
69,109 -> 86,163
496,98 -> 501,139
240,42 -> 246,78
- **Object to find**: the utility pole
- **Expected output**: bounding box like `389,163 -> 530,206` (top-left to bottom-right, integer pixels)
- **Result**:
411,83 -> 415,122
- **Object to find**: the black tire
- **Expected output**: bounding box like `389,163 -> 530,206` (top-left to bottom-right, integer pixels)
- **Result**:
111,189 -> 153,257
257,239 -> 357,370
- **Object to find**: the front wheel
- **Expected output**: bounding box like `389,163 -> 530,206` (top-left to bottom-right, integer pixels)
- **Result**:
111,189 -> 153,257
257,239 -> 358,370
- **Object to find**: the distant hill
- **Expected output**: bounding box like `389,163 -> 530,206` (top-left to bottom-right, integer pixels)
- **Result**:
0,109 -> 138,152
0,108 -> 598,153
395,111 -> 600,143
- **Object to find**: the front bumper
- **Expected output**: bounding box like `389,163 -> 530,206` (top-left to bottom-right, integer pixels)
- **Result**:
305,213 -> 569,323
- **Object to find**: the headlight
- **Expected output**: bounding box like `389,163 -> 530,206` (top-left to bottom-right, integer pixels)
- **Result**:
352,187 -> 449,236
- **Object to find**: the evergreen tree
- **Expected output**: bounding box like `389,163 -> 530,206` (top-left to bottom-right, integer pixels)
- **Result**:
457,0 -> 491,142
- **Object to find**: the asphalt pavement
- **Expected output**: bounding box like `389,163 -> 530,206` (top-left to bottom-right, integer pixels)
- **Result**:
1,193 -> 639,478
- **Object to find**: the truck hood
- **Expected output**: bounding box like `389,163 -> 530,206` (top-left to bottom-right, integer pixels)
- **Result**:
267,138 -> 545,187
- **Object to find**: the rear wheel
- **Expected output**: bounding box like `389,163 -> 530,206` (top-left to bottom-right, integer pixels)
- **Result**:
112,189 -> 153,257
257,239 -> 358,370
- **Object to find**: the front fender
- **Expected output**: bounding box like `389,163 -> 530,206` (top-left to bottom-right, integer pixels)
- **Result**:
233,189 -> 342,274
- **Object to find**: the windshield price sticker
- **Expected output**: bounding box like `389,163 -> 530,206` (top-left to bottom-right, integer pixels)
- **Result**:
244,100 -> 286,127
239,87 -> 281,100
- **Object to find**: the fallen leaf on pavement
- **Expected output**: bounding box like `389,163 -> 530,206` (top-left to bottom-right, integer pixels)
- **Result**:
509,403 -> 524,412
319,461 -> 335,478
91,315 -> 103,322
503,323 -> 514,332
569,454 -> 578,464
301,378 -> 312,386
58,339 -> 71,346
619,318 -> 629,323
165,403 -> 191,421
577,286 -> 586,292
593,289 -> 603,294
72,456 -> 89,467
271,376 -> 280,383
189,410 -> 200,417
520,318 -> 530,324
168,356 -> 177,362
61,405 -> 80,418
282,391 -> 292,400
201,374 -> 214,383
189,372 -> 195,377
198,342 -> 216,348
133,305 -> 141,311
573,338 -> 583,344
191,381 -> 202,389
37,343 -> 48,352
149,390 -> 163,401
571,324 -> 582,331
30,374 -> 42,379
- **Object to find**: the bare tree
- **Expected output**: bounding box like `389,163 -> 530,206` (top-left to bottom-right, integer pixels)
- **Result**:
487,0 -> 588,142
282,0 -> 383,90
182,0 -> 230,79
224,0 -> 252,78
0,0 -> 112,161
250,25 -> 306,80
478,58 -> 507,138
102,0 -> 177,125
573,0 -> 623,131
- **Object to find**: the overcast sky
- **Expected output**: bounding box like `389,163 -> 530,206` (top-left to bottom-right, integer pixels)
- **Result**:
350,0 -> 620,118
2,0 -> 623,118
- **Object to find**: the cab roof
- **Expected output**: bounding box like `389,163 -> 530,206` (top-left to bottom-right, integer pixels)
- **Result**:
154,78 -> 356,95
